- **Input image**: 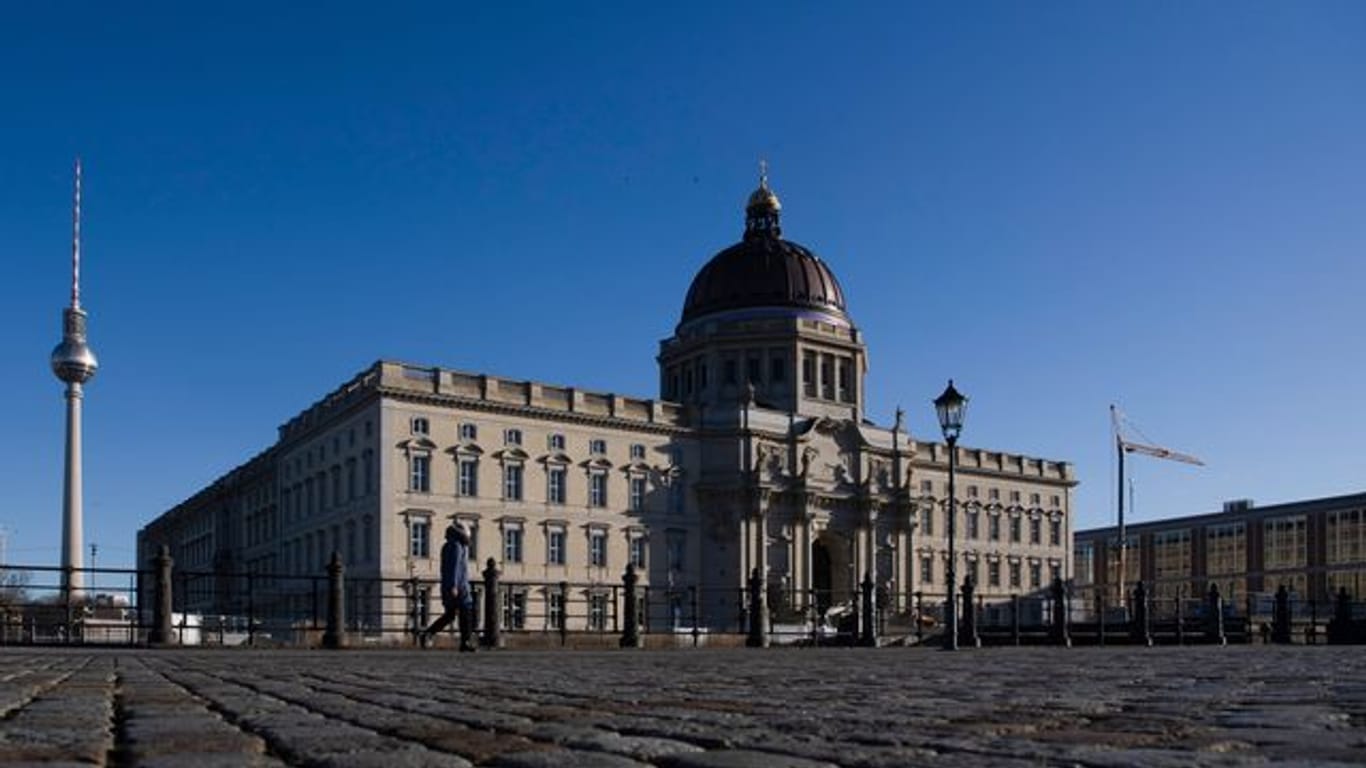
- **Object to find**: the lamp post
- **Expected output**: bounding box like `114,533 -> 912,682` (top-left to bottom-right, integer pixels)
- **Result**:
934,380 -> 967,651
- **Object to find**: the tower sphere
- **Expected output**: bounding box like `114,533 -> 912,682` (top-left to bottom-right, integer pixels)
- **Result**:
51,334 -> 98,384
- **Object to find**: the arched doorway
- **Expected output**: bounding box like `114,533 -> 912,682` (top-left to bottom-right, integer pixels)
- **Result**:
812,540 -> 832,613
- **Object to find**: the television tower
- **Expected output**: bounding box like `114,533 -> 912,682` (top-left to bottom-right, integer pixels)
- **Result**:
50,159 -> 98,597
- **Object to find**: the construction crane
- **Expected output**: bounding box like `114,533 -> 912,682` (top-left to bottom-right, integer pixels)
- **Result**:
1111,404 -> 1204,608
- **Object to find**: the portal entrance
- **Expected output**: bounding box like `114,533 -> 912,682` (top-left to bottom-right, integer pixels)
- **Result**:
811,532 -> 853,614
812,540 -> 832,613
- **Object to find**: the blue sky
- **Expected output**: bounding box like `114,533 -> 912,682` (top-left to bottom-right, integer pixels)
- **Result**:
2,3 -> 1363,569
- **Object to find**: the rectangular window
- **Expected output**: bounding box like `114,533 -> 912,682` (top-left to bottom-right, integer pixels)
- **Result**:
1049,519 -> 1062,546
459,459 -> 478,497
920,556 -> 933,585
1009,561 -> 1022,589
988,560 -> 1001,587
549,433 -> 566,451
630,443 -> 646,460
346,460 -> 356,500
409,518 -> 431,559
920,480 -> 933,494
820,354 -> 834,399
922,508 -> 934,537
409,455 -> 430,493
547,592 -> 565,630
1074,542 -> 1095,586
547,528 -> 565,565
1264,516 -> 1307,571
666,530 -> 686,572
1152,528 -> 1192,599
590,473 -> 608,507
1029,517 -> 1042,545
1029,562 -> 1042,589
504,428 -> 523,446
1327,510 -> 1365,565
966,510 -> 979,540
590,530 -> 608,567
989,514 -> 1001,542
363,451 -> 374,496
629,476 -> 646,511
460,423 -> 478,441
630,536 -> 646,569
988,488 -> 1000,501
503,590 -> 527,630
411,417 -> 429,435
837,358 -> 852,402
548,467 -> 566,504
590,439 -> 607,455
503,527 -> 523,563
1010,516 -> 1022,543
802,351 -> 816,396
1206,523 -> 1246,577
504,464 -> 524,501
588,593 -> 608,631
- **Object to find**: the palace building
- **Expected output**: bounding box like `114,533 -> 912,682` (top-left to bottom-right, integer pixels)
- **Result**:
137,173 -> 1076,637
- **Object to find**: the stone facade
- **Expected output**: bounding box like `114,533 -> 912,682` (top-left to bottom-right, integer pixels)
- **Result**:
137,177 -> 1075,636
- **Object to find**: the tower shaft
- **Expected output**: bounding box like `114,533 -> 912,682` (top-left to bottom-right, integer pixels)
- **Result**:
61,383 -> 85,595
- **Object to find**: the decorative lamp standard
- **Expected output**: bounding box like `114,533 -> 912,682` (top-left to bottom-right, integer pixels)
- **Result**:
934,380 -> 968,651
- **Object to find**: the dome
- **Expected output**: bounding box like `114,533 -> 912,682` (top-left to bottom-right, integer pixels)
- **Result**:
679,176 -> 848,328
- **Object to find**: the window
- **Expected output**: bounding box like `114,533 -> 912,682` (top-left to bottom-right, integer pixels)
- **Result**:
630,535 -> 646,569
503,464 -> 524,501
968,558 -> 980,587
1327,510 -> 1365,565
346,459 -> 357,500
1049,562 -> 1061,585
1050,494 -> 1062,508
967,485 -> 979,498
548,467 -> 566,504
669,481 -> 685,516
1009,561 -> 1022,589
409,517 -> 431,559
1206,523 -> 1246,576
837,358 -> 853,402
503,526 -> 524,563
409,454 -> 431,493
629,476 -> 646,512
547,528 -> 566,565
459,423 -> 478,441
630,443 -> 646,461
504,428 -> 522,446
922,507 -> 934,537
820,355 -> 834,399
1029,561 -> 1042,589
503,590 -> 527,630
1074,542 -> 1094,586
988,514 -> 1001,542
1010,515 -> 1022,543
666,529 -> 686,572
411,417 -> 429,435
920,480 -> 934,494
1152,529 -> 1192,598
988,488 -> 1000,501
1029,517 -> 1041,545
589,529 -> 608,567
966,509 -> 979,539
590,472 -> 608,507
1049,519 -> 1062,546
1010,490 -> 1021,503
549,433 -> 566,451
590,438 -> 607,455
363,450 -> 374,496
920,556 -> 933,585
331,466 -> 341,505
345,521 -> 357,564
362,516 -> 373,564
1264,516 -> 1307,571
548,592 -> 565,630
802,351 -> 816,396
588,592 -> 609,631
1030,493 -> 1041,505
458,459 -> 478,497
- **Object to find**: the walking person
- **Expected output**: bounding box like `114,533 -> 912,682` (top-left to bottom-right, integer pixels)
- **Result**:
421,521 -> 476,651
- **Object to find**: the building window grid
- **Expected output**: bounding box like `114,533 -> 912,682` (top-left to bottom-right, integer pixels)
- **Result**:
589,530 -> 608,567
409,518 -> 431,559
503,464 -> 524,501
590,472 -> 608,508
548,467 -> 567,505
503,527 -> 524,563
1264,516 -> 1307,571
1152,529 -> 1192,599
630,535 -> 646,569
459,459 -> 478,497
1327,510 -> 1366,565
1206,523 -> 1246,577
629,476 -> 646,512
547,529 -> 566,565
409,454 -> 430,493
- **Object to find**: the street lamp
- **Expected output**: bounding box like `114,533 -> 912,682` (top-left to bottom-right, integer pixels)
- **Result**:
934,379 -> 968,651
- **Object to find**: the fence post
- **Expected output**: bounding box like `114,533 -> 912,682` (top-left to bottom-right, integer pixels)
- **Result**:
559,581 -> 569,646
620,564 -> 642,648
1330,587 -> 1351,644
690,586 -> 701,647
149,545 -> 174,646
323,552 -> 346,649
1206,583 -> 1226,646
1097,593 -> 1106,646
1272,584 -> 1291,644
914,591 -> 924,645
1175,587 -> 1185,646
960,578 -> 980,648
1131,581 -> 1152,647
1051,577 -> 1071,648
481,558 -> 502,649
858,572 -> 877,647
745,568 -> 768,648
1011,594 -> 1021,646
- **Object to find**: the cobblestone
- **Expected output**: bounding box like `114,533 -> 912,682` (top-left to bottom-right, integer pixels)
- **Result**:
0,646 -> 1362,766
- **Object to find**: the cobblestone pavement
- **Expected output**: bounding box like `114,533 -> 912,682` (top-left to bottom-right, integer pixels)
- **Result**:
0,645 -> 1364,767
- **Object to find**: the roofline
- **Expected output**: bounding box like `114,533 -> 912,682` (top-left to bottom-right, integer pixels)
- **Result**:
1075,490 -> 1366,537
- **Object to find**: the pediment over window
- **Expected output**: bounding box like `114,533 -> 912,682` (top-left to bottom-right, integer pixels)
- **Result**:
539,451 -> 574,466
492,447 -> 531,462
397,437 -> 439,451
580,457 -> 613,470
622,460 -> 652,475
447,442 -> 484,457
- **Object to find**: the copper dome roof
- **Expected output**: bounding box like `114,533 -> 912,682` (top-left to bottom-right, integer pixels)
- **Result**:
680,176 -> 848,327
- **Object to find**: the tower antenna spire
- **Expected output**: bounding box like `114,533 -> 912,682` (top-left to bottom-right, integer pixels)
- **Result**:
71,158 -> 81,309
758,158 -> 769,190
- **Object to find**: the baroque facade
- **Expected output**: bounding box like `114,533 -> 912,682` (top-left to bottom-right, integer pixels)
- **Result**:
137,174 -> 1075,635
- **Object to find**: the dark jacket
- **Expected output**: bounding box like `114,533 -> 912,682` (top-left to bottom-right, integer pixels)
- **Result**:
441,527 -> 472,607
